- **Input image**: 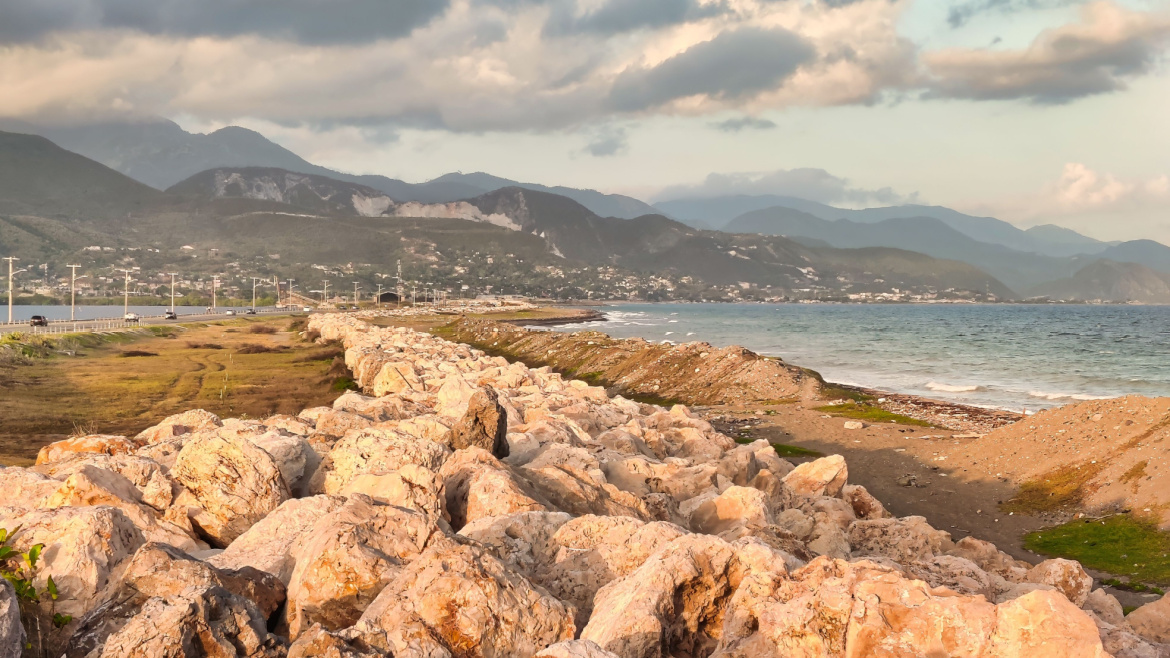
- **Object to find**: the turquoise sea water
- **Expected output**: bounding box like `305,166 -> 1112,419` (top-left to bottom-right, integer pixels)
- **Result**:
551,303 -> 1170,412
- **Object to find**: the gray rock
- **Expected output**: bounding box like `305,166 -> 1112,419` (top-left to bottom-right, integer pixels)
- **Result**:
449,387 -> 510,458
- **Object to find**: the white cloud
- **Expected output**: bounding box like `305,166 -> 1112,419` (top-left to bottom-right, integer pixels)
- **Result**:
653,167 -> 914,205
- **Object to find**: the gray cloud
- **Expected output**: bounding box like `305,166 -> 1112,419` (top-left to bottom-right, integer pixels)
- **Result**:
712,116 -> 778,132
0,0 -> 448,45
926,3 -> 1170,103
545,0 -> 730,36
585,126 -> 629,156
609,27 -> 816,111
946,0 -> 1077,28
653,167 -> 913,205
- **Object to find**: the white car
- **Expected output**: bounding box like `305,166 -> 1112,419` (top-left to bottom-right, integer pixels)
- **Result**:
224,310 -> 236,316
302,306 -> 313,312
123,313 -> 140,323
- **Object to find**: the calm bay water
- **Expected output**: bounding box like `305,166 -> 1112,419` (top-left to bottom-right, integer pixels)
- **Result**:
552,303 -> 1170,412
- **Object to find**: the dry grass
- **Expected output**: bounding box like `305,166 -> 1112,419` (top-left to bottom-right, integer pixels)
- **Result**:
1001,462 -> 1106,514
0,320 -> 344,466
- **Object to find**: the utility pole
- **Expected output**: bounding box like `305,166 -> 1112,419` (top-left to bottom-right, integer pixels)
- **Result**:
321,280 -> 329,305
287,279 -> 295,307
166,273 -> 178,312
375,284 -> 383,308
251,277 -> 261,312
117,268 -> 133,316
396,260 -> 403,308
211,275 -> 220,311
5,257 -> 22,324
352,282 -> 360,308
273,276 -> 280,307
67,265 -> 82,321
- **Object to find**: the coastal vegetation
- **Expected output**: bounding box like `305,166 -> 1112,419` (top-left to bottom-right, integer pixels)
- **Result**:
812,401 -> 932,427
1025,515 -> 1170,586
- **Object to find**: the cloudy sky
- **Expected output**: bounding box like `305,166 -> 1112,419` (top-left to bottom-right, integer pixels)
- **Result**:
1,0 -> 1168,240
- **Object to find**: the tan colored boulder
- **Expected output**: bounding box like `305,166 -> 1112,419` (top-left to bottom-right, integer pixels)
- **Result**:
314,409 -> 374,439
338,464 -> 446,522
97,585 -> 286,658
536,640 -> 620,658
36,435 -> 137,465
1084,587 -> 1125,625
0,580 -> 23,658
134,409 -> 221,444
988,590 -> 1109,657
0,506 -> 145,619
352,537 -> 576,658
1127,593 -> 1170,644
689,485 -> 772,536
848,515 -> 951,563
946,535 -> 1030,582
0,467 -> 66,508
372,362 -> 423,396
435,375 -> 477,418
581,534 -> 743,658
1026,558 -> 1093,607
170,431 -> 291,547
67,542 -> 286,656
288,624 -> 385,658
906,554 -> 994,598
34,454 -> 175,511
264,414 -> 313,437
458,511 -> 573,582
440,447 -> 549,530
210,495 -> 347,584
841,484 -> 890,520
782,454 -> 848,498
315,428 -> 450,496
285,495 -> 442,638
1090,615 -> 1164,658
250,431 -> 319,497
448,387 -> 510,458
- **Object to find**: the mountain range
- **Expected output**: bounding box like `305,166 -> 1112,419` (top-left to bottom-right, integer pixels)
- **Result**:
2,119 -> 1169,303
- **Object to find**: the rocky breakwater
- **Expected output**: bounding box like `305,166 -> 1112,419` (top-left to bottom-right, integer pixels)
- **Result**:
0,312 -> 1161,657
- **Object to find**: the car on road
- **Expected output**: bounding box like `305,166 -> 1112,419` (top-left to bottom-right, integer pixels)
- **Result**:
302,306 -> 313,312
123,313 -> 140,323
245,309 -> 257,315
29,315 -> 48,327
164,310 -> 178,320
224,310 -> 236,316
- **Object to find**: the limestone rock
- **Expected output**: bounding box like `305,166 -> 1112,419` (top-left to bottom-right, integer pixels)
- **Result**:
170,431 -> 291,547
288,624 -> 386,658
314,409 -> 374,439
448,387 -> 509,458
0,581 -> 23,658
841,484 -> 890,520
315,428 -> 450,496
285,495 -> 442,638
352,537 -> 576,658
689,485 -> 772,536
135,409 -> 222,444
1128,593 -> 1170,644
440,447 -> 548,530
1026,558 -> 1093,607
988,590 -> 1109,657
1084,588 -> 1125,625
97,585 -> 286,658
338,464 -> 446,522
848,515 -> 951,563
210,495 -> 347,584
435,375 -> 477,419
36,435 -> 137,465
782,455 -> 848,498
34,454 -> 175,512
458,511 -> 572,584
251,432 -> 319,497
536,640 -> 620,658
0,467 -> 67,508
581,534 -> 742,658
906,554 -> 994,598
373,362 -> 424,397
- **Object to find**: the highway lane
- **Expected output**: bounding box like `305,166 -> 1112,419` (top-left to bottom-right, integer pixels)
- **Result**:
0,307 -> 315,337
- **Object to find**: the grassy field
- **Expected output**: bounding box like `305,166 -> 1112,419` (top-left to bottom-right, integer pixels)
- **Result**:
1025,515 -> 1170,586
0,318 -> 347,465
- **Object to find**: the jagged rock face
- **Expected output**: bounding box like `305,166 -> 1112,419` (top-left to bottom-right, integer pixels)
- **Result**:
170,431 -> 292,547
449,387 -> 510,458
0,581 -> 24,658
0,312 -> 1126,657
36,435 -> 138,465
1127,593 -> 1170,644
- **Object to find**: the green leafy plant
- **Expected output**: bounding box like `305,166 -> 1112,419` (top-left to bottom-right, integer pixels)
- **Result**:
0,526 -> 73,648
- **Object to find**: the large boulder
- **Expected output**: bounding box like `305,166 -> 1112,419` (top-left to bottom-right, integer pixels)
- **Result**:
0,581 -> 23,658
288,624 -> 386,658
781,455 -> 848,498
135,409 -> 221,444
34,454 -> 175,512
1127,593 -> 1170,644
337,464 -> 446,523
284,495 -> 442,638
352,537 -> 577,658
36,435 -> 137,465
0,467 -> 72,509
848,516 -> 951,563
537,640 -> 620,658
448,387 -> 510,458
96,585 -> 286,658
313,428 -> 450,495
988,590 -> 1109,657
170,431 -> 291,547
210,495 -> 347,584
250,432 -> 319,498
440,448 -> 549,530
1026,558 -> 1093,607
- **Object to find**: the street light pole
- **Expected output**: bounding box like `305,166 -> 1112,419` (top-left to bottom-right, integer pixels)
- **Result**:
211,275 -> 220,311
287,279 -> 295,307
321,280 -> 329,305
117,268 -> 133,316
353,282 -> 360,307
67,265 -> 82,321
251,277 -> 261,312
5,257 -> 20,324
167,273 -> 178,312
376,284 -> 383,307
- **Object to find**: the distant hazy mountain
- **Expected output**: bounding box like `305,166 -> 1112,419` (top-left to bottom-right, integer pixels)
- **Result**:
168,167 -> 396,217
1092,240 -> 1170,275
1028,260 -> 1170,303
657,194 -> 1111,258
0,119 -> 656,219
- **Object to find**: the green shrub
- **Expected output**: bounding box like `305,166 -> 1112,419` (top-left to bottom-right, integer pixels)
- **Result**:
0,526 -> 72,648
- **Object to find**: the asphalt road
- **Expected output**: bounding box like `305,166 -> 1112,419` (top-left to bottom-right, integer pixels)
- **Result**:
1,307 -> 313,336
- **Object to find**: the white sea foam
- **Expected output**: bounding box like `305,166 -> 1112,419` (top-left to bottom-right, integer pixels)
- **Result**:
1027,390 -> 1114,401
926,381 -> 981,393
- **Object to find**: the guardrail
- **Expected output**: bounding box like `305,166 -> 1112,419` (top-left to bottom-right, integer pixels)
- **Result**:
0,307 -> 303,339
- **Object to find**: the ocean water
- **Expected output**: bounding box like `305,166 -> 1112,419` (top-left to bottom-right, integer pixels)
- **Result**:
551,304 -> 1170,412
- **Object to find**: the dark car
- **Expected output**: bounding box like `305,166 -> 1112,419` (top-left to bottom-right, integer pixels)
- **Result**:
245,309 -> 257,315
29,315 -> 48,327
